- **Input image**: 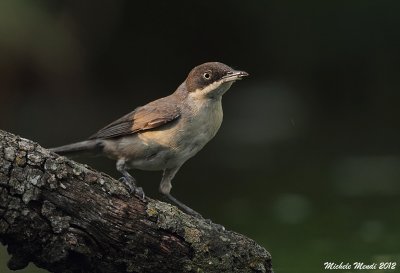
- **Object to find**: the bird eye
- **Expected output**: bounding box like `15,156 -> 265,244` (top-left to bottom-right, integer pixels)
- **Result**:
203,72 -> 211,80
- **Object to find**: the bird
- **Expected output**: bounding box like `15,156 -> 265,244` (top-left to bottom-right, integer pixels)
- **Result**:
50,62 -> 248,217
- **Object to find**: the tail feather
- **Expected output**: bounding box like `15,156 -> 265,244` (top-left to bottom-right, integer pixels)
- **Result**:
50,140 -> 102,156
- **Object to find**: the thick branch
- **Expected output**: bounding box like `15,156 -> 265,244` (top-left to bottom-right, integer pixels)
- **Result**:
0,129 -> 272,273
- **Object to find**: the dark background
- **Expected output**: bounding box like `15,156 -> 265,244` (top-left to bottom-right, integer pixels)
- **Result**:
1,1 -> 399,272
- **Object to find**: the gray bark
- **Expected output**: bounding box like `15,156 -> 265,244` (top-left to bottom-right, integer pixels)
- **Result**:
0,129 -> 272,273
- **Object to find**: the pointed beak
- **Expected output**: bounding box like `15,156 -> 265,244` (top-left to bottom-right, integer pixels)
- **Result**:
222,70 -> 249,82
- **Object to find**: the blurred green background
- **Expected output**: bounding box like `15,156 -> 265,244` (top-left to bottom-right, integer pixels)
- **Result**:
1,1 -> 399,272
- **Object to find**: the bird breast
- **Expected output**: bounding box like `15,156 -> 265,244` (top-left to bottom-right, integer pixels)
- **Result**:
179,97 -> 223,152
141,97 -> 224,166
105,98 -> 224,170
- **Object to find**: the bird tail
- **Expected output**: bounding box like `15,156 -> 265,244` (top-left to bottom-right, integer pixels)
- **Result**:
50,140 -> 103,156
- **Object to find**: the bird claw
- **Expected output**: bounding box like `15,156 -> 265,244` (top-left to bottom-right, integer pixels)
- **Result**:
204,219 -> 225,231
118,176 -> 132,189
134,187 -> 146,200
118,177 -> 145,200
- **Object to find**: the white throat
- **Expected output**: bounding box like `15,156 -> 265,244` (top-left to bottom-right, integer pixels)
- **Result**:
192,80 -> 234,99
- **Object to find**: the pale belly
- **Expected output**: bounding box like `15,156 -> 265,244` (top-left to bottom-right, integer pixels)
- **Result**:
102,99 -> 224,171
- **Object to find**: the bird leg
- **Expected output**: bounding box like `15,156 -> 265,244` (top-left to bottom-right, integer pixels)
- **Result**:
160,167 -> 203,218
165,193 -> 202,218
116,159 -> 145,199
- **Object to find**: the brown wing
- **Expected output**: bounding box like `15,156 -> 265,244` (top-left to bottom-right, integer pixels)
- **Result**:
89,98 -> 181,140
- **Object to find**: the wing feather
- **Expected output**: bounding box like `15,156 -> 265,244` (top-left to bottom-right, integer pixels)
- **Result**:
89,98 -> 181,139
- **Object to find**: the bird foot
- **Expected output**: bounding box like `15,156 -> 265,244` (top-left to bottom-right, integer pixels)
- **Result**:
118,177 -> 145,200
204,219 -> 226,231
165,194 -> 203,218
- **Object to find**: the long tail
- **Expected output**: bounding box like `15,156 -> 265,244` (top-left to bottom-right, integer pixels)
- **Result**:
50,140 -> 103,156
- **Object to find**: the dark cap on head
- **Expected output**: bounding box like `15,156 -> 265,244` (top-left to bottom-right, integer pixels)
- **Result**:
185,62 -> 248,92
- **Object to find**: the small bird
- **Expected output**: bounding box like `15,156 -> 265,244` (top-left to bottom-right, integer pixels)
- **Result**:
51,62 -> 248,217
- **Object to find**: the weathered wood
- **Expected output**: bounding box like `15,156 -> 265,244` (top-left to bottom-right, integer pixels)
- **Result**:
0,129 -> 272,273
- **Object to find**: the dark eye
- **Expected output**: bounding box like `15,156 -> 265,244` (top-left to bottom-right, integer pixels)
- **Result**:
203,72 -> 211,80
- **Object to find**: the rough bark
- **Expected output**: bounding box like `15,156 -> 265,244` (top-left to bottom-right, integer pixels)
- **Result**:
0,129 -> 272,273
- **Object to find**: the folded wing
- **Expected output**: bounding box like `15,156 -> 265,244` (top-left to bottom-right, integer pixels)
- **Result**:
89,98 -> 181,140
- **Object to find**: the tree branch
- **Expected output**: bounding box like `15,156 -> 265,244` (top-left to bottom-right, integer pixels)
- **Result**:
0,129 -> 272,273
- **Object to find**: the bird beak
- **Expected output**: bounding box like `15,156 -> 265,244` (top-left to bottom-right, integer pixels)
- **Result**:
222,70 -> 249,82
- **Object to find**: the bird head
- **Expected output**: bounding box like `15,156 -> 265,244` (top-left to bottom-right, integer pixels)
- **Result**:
185,62 -> 248,99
